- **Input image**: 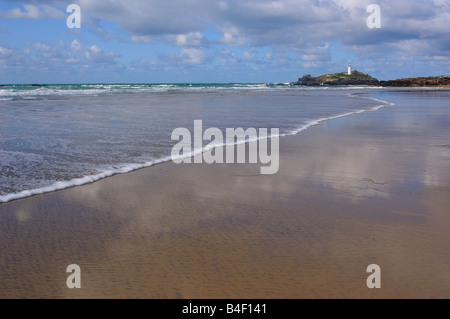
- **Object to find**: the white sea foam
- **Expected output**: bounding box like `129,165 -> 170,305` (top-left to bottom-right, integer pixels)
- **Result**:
285,94 -> 394,136
0,156 -> 173,203
0,83 -> 385,100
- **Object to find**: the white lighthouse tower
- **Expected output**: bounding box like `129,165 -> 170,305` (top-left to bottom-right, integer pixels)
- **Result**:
348,64 -> 352,75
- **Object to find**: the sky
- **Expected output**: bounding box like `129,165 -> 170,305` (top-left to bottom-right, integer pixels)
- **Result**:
0,0 -> 449,83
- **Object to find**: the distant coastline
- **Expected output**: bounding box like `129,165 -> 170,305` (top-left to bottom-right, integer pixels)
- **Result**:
293,72 -> 450,87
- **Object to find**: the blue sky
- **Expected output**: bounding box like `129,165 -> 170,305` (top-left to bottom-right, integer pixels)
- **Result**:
0,0 -> 449,83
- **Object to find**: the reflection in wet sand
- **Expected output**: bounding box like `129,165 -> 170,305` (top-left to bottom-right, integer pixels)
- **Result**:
0,89 -> 449,298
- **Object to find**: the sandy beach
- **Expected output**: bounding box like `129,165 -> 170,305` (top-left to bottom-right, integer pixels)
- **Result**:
0,89 -> 449,299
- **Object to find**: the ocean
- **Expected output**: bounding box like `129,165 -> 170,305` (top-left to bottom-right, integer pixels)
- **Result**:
0,83 -> 391,203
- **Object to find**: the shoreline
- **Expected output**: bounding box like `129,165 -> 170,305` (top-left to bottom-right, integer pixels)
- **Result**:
1,89 -> 449,298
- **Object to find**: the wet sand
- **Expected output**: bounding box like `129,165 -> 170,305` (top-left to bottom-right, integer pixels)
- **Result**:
1,89 -> 449,298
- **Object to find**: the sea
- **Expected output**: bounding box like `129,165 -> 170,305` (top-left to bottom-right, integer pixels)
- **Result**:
0,83 -> 393,203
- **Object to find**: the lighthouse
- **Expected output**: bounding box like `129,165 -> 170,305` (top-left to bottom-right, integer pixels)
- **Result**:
348,64 -> 352,75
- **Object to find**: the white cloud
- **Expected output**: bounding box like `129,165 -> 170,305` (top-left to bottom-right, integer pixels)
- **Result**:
73,43 -> 120,64
70,39 -> 82,52
0,46 -> 14,57
41,4 -> 65,19
2,4 -> 42,19
179,48 -> 209,65
32,42 -> 51,51
173,32 -> 205,47
1,4 -> 64,19
220,27 -> 246,46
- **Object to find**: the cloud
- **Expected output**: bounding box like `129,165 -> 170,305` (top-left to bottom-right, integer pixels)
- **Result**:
0,0 -> 449,80
179,48 -> 209,65
2,4 -> 42,18
219,26 -> 247,46
172,32 -> 205,47
5,1 -> 449,50
1,3 -> 64,19
67,39 -> 121,64
0,44 -> 36,73
0,45 -> 14,57
0,37 -> 122,80
77,0 -> 213,36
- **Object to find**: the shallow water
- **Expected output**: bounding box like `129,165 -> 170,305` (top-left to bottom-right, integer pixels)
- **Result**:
0,84 -> 390,202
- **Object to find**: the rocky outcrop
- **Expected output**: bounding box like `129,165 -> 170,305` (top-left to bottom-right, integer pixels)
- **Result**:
379,76 -> 450,87
293,70 -> 379,86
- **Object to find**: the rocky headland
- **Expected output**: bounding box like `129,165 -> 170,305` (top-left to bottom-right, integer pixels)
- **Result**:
379,75 -> 450,87
293,72 -> 450,87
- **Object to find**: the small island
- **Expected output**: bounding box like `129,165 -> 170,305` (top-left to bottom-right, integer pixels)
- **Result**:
294,70 -> 379,86
293,65 -> 450,87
